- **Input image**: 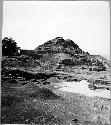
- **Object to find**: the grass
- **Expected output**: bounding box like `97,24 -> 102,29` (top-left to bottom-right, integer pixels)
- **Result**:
1,56 -> 110,125
1,79 -> 110,124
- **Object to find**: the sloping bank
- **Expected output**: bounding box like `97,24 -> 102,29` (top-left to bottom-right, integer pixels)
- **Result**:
51,80 -> 110,124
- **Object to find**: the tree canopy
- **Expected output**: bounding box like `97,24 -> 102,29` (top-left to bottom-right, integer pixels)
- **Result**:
2,37 -> 21,56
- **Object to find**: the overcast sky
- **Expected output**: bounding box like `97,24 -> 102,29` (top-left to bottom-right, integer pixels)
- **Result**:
2,1 -> 110,60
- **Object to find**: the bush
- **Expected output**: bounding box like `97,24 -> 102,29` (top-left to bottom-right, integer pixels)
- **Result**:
60,59 -> 77,66
93,66 -> 106,71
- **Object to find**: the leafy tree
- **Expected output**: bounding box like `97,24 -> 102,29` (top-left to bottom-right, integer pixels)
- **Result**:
2,37 -> 21,56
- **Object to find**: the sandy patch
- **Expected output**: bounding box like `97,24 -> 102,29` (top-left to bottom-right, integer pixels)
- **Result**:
55,80 -> 110,99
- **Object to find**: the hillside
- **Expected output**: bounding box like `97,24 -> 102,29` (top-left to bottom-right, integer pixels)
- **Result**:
35,37 -> 109,68
1,37 -> 110,124
35,37 -> 110,84
35,37 -> 88,58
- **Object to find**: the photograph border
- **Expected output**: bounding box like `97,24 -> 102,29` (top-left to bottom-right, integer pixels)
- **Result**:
0,0 -> 110,124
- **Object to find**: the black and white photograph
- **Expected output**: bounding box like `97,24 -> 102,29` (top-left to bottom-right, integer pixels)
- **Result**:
1,1 -> 110,125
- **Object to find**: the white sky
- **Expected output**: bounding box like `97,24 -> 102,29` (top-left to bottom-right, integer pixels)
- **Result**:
2,1 -> 110,60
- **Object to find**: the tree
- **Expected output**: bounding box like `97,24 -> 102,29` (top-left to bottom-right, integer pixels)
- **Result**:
2,37 -> 21,56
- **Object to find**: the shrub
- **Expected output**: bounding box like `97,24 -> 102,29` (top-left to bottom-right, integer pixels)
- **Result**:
60,59 -> 77,66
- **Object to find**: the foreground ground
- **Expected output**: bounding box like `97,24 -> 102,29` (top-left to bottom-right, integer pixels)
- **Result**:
1,56 -> 110,125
